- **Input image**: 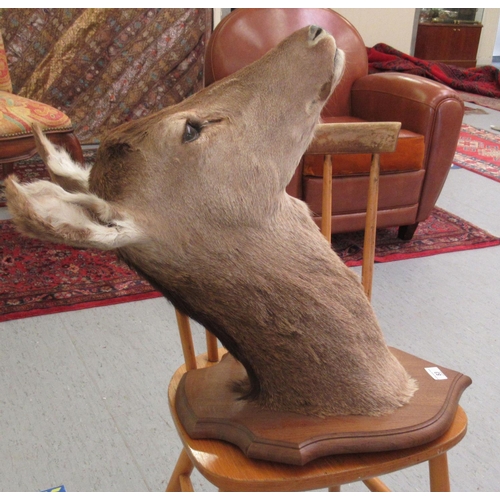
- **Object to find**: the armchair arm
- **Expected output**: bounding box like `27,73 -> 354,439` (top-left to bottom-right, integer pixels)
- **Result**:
351,72 -> 464,221
351,72 -> 464,137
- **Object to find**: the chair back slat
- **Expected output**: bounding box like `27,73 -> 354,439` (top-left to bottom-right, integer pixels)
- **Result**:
206,330 -> 219,362
175,309 -> 197,371
320,154 -> 333,240
361,153 -> 381,301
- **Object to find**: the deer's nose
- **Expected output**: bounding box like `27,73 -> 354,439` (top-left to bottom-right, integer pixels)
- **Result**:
308,25 -> 324,42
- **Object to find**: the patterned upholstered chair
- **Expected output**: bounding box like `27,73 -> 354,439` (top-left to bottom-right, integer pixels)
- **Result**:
0,31 -> 83,181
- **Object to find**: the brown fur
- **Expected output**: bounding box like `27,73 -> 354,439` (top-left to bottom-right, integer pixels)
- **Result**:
6,26 -> 416,417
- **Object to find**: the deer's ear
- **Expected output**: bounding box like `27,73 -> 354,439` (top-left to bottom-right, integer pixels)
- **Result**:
5,176 -> 143,250
32,123 -> 90,193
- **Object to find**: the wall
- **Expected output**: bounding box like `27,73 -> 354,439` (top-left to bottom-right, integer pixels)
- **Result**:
334,8 -> 416,53
495,14 -> 500,57
478,8 -> 500,64
215,8 -> 500,66
213,8 -> 417,53
336,8 -> 500,66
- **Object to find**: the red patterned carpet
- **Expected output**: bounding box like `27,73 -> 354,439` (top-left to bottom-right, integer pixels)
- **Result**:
1,160 -> 49,208
1,207 -> 499,322
0,219 -> 161,322
454,124 -> 500,182
332,207 -> 499,266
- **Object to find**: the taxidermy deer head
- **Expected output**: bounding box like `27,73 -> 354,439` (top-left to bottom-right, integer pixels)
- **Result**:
6,26 -> 416,417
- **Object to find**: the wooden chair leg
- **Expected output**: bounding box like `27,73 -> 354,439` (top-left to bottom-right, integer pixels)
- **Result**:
363,477 -> 392,492
429,453 -> 451,492
328,485 -> 341,492
1,162 -> 14,181
166,449 -> 195,492
58,132 -> 85,164
178,473 -> 195,492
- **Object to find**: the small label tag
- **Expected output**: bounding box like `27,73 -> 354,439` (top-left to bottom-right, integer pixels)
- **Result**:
425,367 -> 448,380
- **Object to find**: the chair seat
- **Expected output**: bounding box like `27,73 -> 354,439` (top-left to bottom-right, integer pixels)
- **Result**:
0,90 -> 72,138
168,351 -> 468,492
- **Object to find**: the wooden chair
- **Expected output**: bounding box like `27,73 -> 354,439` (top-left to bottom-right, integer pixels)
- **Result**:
166,122 -> 469,492
0,30 -> 83,182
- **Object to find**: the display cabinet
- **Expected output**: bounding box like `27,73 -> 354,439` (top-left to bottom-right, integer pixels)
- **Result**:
414,8 -> 483,68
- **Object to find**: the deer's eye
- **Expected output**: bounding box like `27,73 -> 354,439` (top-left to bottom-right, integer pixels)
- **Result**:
183,121 -> 201,143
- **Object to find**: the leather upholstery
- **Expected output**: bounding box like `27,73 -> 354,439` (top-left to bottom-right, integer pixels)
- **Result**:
205,8 -> 367,117
351,73 -> 464,223
205,8 -> 464,238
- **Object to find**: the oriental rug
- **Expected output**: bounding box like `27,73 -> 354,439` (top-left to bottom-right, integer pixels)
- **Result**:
1,207 -> 499,322
457,92 -> 500,113
331,207 -> 499,267
0,218 -> 162,322
454,124 -> 500,183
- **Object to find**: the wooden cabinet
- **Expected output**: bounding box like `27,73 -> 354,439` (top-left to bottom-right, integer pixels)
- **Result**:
414,23 -> 482,68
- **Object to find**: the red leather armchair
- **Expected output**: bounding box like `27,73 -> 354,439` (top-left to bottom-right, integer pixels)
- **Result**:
205,8 -> 464,239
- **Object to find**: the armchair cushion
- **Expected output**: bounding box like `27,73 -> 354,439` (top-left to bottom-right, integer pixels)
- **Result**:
0,90 -> 72,138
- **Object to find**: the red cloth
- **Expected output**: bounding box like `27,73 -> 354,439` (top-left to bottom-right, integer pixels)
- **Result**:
367,43 -> 500,98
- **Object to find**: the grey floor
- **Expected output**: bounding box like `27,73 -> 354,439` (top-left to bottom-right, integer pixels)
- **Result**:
1,104 -> 499,492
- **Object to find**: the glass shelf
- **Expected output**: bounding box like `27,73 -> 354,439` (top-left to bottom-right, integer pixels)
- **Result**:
418,8 -> 483,25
